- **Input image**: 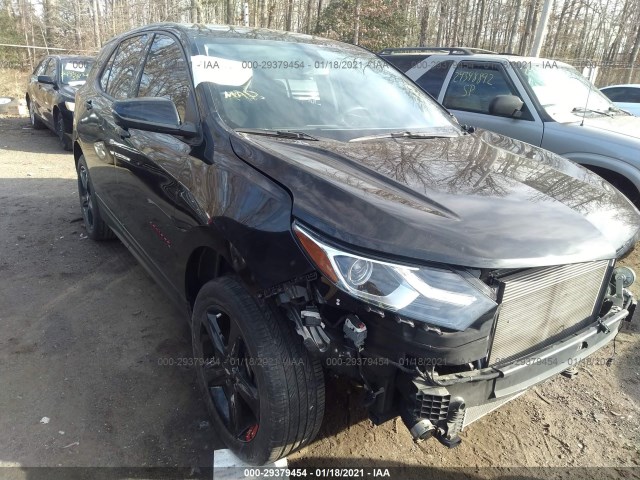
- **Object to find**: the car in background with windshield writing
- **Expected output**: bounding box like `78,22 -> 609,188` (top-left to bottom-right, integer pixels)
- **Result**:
26,55 -> 95,150
380,48 -> 640,204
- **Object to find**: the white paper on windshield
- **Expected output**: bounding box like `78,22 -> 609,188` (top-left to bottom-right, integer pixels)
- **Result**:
191,55 -> 253,87
64,61 -> 89,72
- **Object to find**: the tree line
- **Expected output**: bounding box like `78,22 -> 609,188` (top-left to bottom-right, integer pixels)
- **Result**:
1,0 -> 638,85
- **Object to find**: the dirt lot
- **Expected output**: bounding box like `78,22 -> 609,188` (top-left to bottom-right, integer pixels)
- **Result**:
0,115 -> 639,479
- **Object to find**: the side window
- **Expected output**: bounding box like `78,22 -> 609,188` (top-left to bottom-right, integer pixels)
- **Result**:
602,88 -> 625,102
137,34 -> 192,122
100,49 -> 117,91
622,88 -> 640,103
104,34 -> 150,99
443,62 -> 519,114
384,56 -> 422,73
43,58 -> 57,78
416,60 -> 453,98
626,88 -> 640,103
34,58 -> 49,76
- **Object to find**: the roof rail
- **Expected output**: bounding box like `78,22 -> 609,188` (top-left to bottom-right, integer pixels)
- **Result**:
379,46 -> 497,55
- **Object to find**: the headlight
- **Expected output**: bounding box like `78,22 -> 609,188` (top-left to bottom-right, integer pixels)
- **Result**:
294,224 -> 497,330
64,101 -> 75,112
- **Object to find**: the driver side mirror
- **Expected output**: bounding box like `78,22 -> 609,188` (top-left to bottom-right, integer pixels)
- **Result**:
113,97 -> 197,138
489,95 -> 524,118
37,75 -> 56,85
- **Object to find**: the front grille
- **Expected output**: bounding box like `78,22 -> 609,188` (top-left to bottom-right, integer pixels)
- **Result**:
413,387 -> 450,423
488,260 -> 610,365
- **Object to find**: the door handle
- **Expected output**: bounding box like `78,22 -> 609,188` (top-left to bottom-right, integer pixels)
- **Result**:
85,99 -> 93,110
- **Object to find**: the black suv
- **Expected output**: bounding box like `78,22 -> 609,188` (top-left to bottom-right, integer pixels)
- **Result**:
73,24 -> 639,465
26,55 -> 94,150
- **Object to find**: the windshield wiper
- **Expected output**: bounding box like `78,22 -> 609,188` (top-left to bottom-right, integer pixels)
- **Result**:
608,106 -> 632,116
571,107 -> 613,117
349,131 -> 456,142
236,128 -> 319,141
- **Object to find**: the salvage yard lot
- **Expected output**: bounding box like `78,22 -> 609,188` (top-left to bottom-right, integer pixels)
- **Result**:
0,115 -> 639,478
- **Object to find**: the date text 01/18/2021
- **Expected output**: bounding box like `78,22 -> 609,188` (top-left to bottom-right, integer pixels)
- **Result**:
241,468 -> 391,477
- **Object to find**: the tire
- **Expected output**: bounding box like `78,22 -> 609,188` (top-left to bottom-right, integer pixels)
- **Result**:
76,155 -> 115,240
192,277 -> 325,465
55,111 -> 72,151
29,100 -> 45,130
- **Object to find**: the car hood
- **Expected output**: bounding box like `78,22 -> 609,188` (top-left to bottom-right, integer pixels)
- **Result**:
230,130 -> 640,269
583,114 -> 640,139
59,84 -> 78,100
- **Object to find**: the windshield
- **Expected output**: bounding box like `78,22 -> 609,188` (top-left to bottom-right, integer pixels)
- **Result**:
194,39 -> 459,141
61,59 -> 94,86
519,63 -> 620,122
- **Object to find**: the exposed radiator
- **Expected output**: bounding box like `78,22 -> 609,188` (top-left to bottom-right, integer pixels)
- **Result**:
488,260 -> 610,365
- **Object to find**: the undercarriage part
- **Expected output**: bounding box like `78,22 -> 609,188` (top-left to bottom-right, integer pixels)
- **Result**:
405,418 -> 435,441
399,377 -> 468,447
610,267 -> 636,309
437,396 -> 465,448
343,315 -> 367,350
283,304 -> 330,354
626,298 -> 637,322
561,366 -> 579,378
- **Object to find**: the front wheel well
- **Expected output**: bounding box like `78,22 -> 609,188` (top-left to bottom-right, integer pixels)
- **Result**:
73,143 -> 83,169
585,165 -> 640,205
185,246 -> 233,307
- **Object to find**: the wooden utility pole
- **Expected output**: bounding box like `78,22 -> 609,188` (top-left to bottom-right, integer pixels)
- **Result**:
353,0 -> 361,45
530,0 -> 553,56
90,0 -> 101,47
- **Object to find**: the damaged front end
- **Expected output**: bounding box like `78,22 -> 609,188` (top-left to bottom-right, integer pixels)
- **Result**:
271,222 -> 637,448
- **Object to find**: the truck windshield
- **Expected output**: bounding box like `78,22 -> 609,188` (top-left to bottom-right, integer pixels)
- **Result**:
519,63 -> 621,121
195,39 -> 460,141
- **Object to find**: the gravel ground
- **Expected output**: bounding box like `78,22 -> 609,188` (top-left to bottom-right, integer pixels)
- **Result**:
0,115 -> 638,479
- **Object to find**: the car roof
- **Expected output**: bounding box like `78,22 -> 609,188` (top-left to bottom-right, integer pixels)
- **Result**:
48,55 -> 95,61
379,46 -> 497,55
115,22 -> 354,48
600,84 -> 640,89
379,47 -> 574,69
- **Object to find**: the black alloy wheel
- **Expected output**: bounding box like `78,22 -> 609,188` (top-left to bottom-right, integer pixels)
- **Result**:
55,112 -> 71,151
29,101 -> 45,129
192,277 -> 325,465
200,307 -> 261,442
76,155 -> 115,240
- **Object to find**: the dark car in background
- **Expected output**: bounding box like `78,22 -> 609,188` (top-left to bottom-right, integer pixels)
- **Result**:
26,55 -> 94,150
73,24 -> 639,465
600,84 -> 640,116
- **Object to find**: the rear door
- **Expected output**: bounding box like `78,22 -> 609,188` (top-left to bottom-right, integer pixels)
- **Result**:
76,34 -> 152,217
114,32 -> 200,291
38,58 -> 58,126
440,61 -> 544,146
28,57 -> 49,114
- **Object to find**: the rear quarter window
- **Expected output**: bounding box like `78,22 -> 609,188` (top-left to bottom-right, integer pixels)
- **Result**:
416,60 -> 453,98
383,55 -> 426,73
100,34 -> 150,99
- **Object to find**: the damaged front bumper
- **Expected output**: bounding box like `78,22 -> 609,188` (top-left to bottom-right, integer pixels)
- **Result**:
400,298 -> 635,446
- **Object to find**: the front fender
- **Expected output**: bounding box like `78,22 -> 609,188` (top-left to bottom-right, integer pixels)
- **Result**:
560,152 -> 640,194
